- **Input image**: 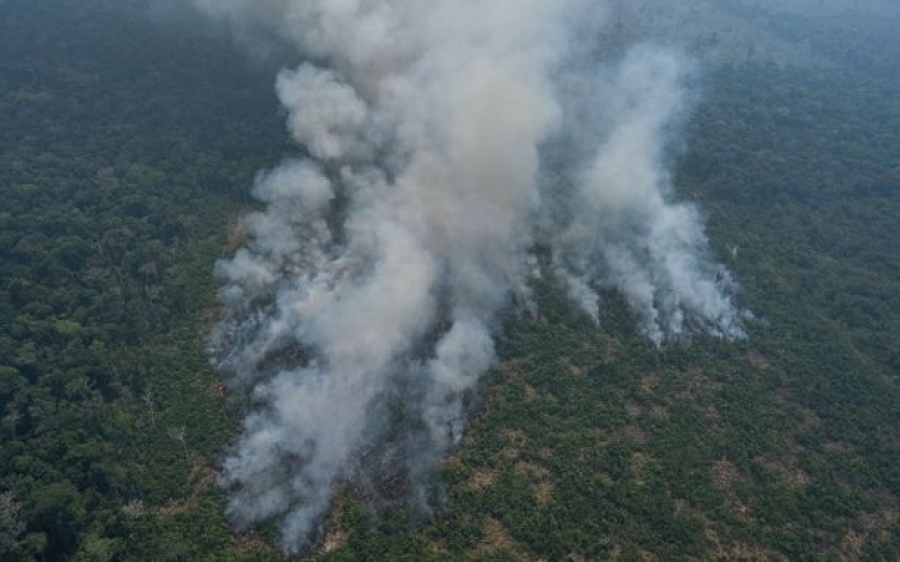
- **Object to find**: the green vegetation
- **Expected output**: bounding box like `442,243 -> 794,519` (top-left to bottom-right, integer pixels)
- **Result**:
1,1 -> 899,560
0,2 -> 286,559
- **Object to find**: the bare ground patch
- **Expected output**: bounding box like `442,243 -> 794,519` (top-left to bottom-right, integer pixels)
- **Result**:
319,496 -> 349,555
747,350 -> 771,370
678,502 -> 780,561
839,493 -> 899,560
515,461 -> 554,504
156,454 -> 217,520
626,400 -> 642,419
620,423 -> 648,444
499,428 -> 528,461
561,357 -> 588,377
756,455 -> 810,487
630,452 -> 652,481
639,371 -> 661,393
711,458 -> 754,520
476,516 -> 531,559
649,404 -> 670,421
223,211 -> 252,254
466,468 -> 499,491
231,532 -> 277,558
712,458 -> 739,491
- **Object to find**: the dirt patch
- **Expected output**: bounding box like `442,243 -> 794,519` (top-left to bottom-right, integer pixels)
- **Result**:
481,517 -> 515,549
685,367 -> 720,393
747,350 -> 771,370
502,428 -> 529,447
685,505 -> 775,560
594,333 -> 623,363
499,358 -> 528,378
824,441 -> 854,453
608,543 -> 657,561
639,372 -> 660,393
626,400 -> 642,419
621,423 -> 647,444
466,468 -> 499,491
649,405 -> 670,421
231,532 -> 276,557
729,542 -> 779,560
157,455 -> 217,520
318,497 -> 349,555
562,357 -> 587,377
321,527 -> 348,555
477,516 -> 526,558
597,472 -> 614,486
515,461 -> 554,504
223,211 -> 252,254
712,458 -> 755,520
703,405 -> 721,421
842,498 -> 900,558
672,367 -> 723,406
630,452 -> 652,480
711,460 -> 756,524
840,528 -> 866,561
863,506 -> 898,539
712,458 -> 738,491
801,412 -> 821,432
533,481 -> 554,505
499,428 -> 528,461
756,455 -> 810,487
198,306 -> 226,338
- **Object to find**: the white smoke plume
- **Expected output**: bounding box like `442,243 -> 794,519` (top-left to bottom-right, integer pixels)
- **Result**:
195,0 -> 745,553
550,47 -> 745,344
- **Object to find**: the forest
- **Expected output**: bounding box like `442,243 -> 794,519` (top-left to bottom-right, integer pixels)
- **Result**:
1,0 -> 899,560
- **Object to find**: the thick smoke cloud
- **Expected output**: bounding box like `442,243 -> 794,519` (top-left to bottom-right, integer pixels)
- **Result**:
551,47 -> 744,344
196,0 -> 744,553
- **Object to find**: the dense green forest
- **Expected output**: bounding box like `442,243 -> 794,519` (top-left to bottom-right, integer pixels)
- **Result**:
1,1 -> 899,560
0,2 -> 287,559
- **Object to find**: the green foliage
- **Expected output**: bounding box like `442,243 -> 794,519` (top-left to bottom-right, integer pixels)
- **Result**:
0,1 -> 286,559
2,1 -> 900,561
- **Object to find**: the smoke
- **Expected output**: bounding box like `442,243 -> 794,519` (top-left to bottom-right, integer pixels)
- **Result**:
195,0 -> 745,553
550,46 -> 745,344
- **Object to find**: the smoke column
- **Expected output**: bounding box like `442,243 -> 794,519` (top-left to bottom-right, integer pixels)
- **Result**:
194,0 -> 745,552
550,46 -> 745,344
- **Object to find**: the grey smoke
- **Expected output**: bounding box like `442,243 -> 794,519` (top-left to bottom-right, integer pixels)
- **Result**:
196,0 -> 745,553
551,46 -> 744,344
